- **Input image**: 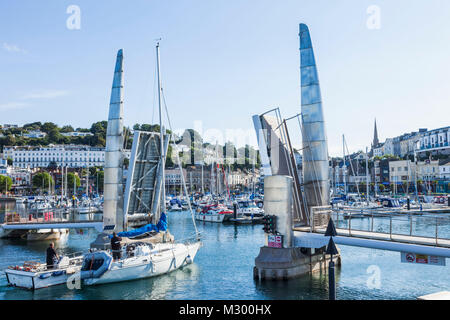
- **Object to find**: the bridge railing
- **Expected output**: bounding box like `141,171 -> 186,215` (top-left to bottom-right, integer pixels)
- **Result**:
329,210 -> 450,244
2,208 -> 103,225
310,206 -> 332,232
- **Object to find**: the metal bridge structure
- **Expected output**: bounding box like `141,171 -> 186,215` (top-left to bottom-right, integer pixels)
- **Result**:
123,130 -> 168,230
0,208 -> 103,238
294,207 -> 450,260
253,23 -> 450,271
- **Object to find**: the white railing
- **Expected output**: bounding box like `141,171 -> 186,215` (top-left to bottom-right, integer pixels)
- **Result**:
310,205 -> 332,232
330,210 -> 450,245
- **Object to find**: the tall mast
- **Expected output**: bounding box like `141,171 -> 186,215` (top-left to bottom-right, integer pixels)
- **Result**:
86,164 -> 89,197
65,166 -> 68,197
366,146 -> 369,205
252,160 -> 255,194
61,163 -> 64,200
201,160 -> 204,194
211,160 -> 214,195
156,42 -> 166,214
343,134 -> 347,196
215,141 -> 219,195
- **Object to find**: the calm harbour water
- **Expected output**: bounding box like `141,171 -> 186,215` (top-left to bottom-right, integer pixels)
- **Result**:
1,201 -> 450,300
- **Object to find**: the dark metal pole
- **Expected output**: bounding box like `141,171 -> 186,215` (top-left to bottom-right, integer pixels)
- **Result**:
329,256 -> 336,300
325,220 -> 338,300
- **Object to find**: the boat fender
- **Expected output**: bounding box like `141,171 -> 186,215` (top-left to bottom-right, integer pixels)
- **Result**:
185,255 -> 193,265
39,273 -> 52,279
52,270 -> 66,277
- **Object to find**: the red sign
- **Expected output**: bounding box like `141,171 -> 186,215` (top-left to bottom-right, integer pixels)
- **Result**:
268,235 -> 283,248
415,255 -> 429,264
401,252 -> 445,266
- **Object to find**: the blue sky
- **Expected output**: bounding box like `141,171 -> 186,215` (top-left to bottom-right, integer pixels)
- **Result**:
1,0 -> 450,156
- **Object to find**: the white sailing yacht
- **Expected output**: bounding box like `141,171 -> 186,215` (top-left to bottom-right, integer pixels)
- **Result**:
81,43 -> 201,286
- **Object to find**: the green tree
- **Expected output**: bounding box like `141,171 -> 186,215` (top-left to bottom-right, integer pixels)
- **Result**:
47,128 -> 64,144
67,173 -> 81,194
0,175 -> 13,192
5,134 -> 15,146
32,172 -> 54,190
123,157 -> 130,169
47,161 -> 58,171
60,125 -> 74,133
90,121 -> 108,135
94,170 -> 104,193
140,124 -> 159,132
23,122 -> 42,131
89,167 -> 99,176
166,144 -> 174,168
41,122 -> 59,134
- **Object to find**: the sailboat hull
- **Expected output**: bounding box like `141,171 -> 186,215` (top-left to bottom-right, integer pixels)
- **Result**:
83,242 -> 201,286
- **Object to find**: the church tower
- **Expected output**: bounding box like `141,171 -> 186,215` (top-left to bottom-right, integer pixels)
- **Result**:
373,118 -> 379,147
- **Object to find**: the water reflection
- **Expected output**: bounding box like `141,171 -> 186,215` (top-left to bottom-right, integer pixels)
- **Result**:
254,266 -> 342,300
2,209 -> 450,300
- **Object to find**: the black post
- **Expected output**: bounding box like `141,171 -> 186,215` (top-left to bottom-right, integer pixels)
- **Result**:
325,219 -> 338,301
328,258 -> 336,300
448,196 -> 450,207
233,203 -> 237,219
407,198 -> 410,211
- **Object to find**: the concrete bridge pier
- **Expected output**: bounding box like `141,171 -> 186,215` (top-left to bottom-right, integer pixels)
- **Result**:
254,176 -> 340,281
254,245 -> 341,281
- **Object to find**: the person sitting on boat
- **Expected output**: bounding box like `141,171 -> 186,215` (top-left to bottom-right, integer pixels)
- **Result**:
111,232 -> 122,261
46,242 -> 59,269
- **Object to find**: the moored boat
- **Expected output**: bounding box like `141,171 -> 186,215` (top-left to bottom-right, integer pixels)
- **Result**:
81,238 -> 200,286
5,254 -> 84,290
195,204 -> 233,223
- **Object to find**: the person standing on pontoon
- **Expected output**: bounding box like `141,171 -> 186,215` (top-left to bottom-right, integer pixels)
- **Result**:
111,232 -> 122,261
46,242 -> 59,269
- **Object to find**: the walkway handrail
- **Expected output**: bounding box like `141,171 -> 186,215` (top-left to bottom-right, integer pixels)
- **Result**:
330,209 -> 450,243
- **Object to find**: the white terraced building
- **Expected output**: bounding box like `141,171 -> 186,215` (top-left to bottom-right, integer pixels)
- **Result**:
4,145 -> 132,169
4,145 -> 105,169
418,126 -> 450,153
61,131 -> 94,137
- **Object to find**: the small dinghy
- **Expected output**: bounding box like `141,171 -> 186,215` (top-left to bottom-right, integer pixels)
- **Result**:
5,254 -> 84,290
